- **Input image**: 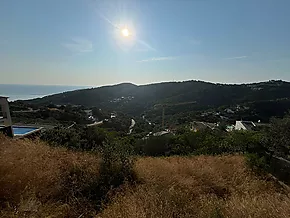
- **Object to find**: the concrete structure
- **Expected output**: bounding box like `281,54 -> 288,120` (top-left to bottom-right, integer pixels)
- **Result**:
235,121 -> 256,131
0,96 -> 14,136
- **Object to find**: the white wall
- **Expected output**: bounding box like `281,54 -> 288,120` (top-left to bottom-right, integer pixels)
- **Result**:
235,121 -> 247,130
0,98 -> 12,127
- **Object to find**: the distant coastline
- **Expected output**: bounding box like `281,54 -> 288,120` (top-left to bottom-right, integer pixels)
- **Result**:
0,84 -> 89,101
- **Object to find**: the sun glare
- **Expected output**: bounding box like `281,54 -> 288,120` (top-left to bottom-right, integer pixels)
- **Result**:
121,28 -> 130,37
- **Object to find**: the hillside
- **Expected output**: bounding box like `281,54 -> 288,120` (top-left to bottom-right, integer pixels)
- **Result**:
1,135 -> 290,217
24,80 -> 290,122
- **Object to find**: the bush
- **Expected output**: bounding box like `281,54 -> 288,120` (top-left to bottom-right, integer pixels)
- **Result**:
90,142 -> 137,208
61,142 -> 138,211
223,131 -> 264,154
99,143 -> 137,186
180,130 -> 226,155
142,136 -> 170,156
40,127 -> 81,149
135,130 -> 266,157
245,153 -> 270,173
264,116 -> 290,158
41,126 -> 111,151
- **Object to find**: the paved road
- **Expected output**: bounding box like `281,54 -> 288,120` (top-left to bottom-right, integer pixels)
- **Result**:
87,120 -> 103,127
128,119 -> 136,134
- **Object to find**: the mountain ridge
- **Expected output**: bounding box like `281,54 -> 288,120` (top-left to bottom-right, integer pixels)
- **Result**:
24,79 -> 290,118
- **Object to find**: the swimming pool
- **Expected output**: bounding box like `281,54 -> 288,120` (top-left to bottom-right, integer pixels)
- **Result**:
0,125 -> 42,137
13,126 -> 40,136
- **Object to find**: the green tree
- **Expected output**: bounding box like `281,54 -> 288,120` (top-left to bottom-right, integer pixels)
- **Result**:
265,116 -> 290,157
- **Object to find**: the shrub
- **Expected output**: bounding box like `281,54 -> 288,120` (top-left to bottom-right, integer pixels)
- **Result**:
180,130 -> 226,155
90,142 -> 137,209
264,116 -> 290,158
135,130 -> 266,157
40,127 -> 81,149
40,126 -> 111,151
245,153 -> 270,173
141,135 -> 171,156
60,142 -> 138,211
99,143 -> 137,187
168,136 -> 191,155
223,131 -> 264,154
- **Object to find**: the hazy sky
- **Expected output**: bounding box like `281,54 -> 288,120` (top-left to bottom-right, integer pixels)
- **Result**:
1,0 -> 290,86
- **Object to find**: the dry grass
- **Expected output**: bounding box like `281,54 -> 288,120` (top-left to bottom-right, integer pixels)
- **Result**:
99,156 -> 290,218
1,135 -> 290,217
0,135 -> 100,217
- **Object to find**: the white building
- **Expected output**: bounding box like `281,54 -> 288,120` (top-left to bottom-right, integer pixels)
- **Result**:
84,110 -> 93,117
235,121 -> 256,131
110,112 -> 117,119
153,129 -> 171,137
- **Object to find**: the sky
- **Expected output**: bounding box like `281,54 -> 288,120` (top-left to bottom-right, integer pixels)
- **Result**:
0,0 -> 290,86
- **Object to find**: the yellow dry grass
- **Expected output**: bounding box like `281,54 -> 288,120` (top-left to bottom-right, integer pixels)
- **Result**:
0,135 -> 100,217
99,156 -> 290,218
1,135 -> 290,217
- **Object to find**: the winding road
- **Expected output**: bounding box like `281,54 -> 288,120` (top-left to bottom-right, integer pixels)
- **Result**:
128,119 -> 136,134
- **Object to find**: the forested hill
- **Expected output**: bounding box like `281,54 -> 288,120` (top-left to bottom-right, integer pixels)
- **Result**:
25,80 -> 290,116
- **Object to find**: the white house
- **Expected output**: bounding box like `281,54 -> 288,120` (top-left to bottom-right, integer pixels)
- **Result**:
84,109 -> 93,117
153,129 -> 171,137
110,112 -> 117,119
235,121 -> 256,131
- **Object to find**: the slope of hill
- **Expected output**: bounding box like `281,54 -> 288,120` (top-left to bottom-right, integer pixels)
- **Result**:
1,135 -> 290,217
25,80 -> 290,118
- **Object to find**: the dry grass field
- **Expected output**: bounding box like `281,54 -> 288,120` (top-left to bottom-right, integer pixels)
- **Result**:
100,156 -> 290,218
1,135 -> 290,217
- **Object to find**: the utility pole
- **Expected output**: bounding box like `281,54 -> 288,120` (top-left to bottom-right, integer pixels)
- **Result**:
154,101 -> 196,130
162,105 -> 165,129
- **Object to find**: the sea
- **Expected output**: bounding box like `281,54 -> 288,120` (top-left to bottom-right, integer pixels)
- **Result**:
0,84 -> 90,101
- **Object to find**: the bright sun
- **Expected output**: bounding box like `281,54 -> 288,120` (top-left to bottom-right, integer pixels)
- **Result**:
121,28 -> 130,37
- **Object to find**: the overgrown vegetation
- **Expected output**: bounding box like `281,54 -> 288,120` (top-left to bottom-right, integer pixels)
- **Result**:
59,142 -> 137,212
40,114 -> 290,185
40,123 -> 269,157
1,136 -> 290,217
0,135 -> 137,217
41,126 -> 109,150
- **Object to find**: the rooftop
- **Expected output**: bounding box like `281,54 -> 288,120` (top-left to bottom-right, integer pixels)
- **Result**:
191,121 -> 216,130
240,121 -> 256,130
153,130 -> 171,137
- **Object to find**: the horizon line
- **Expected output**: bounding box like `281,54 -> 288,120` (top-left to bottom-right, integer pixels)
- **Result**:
0,79 -> 288,88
